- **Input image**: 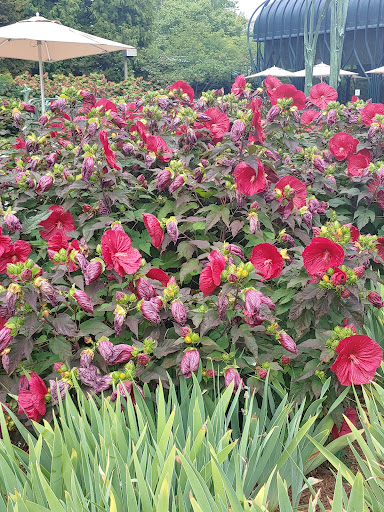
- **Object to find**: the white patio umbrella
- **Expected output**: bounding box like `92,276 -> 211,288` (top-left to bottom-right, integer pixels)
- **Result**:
291,62 -> 358,79
246,66 -> 295,78
0,14 -> 137,113
366,66 -> 384,74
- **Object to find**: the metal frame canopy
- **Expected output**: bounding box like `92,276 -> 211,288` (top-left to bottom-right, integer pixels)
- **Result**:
247,0 -> 384,101
0,14 -> 137,112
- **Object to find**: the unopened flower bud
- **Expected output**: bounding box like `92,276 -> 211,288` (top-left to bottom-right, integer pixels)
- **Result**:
171,301 -> 187,326
224,368 -> 244,392
266,105 -> 281,122
73,290 -> 94,314
137,353 -> 150,366
180,349 -> 200,378
368,291 -> 383,309
36,175 -> 53,195
4,213 -> 22,232
278,333 -> 298,354
166,219 -> 178,244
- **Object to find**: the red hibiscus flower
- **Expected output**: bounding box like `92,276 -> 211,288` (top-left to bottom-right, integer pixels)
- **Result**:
18,372 -> 48,422
274,176 -> 307,210
234,160 -> 266,195
264,75 -> 282,98
199,250 -> 226,295
142,213 -> 164,248
300,109 -> 319,125
170,80 -> 194,102
344,223 -> 360,243
270,84 -> 306,110
146,135 -> 172,163
331,267 -> 347,285
377,237 -> 384,259
360,103 -> 384,126
231,75 -> 246,98
99,130 -> 121,170
199,108 -> 230,141
250,243 -> 283,280
47,232 -> 80,272
146,268 -> 170,286
0,240 -> 32,273
331,334 -> 382,386
39,205 -> 75,242
11,138 -> 26,150
95,98 -> 118,113
0,227 -> 11,257
129,121 -> 149,142
309,83 -> 337,109
302,237 -> 345,275
249,97 -> 266,144
101,229 -> 142,276
331,408 -> 357,439
346,152 -> 370,177
329,132 -> 359,161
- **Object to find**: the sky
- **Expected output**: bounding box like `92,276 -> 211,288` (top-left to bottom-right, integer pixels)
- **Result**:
237,0 -> 268,19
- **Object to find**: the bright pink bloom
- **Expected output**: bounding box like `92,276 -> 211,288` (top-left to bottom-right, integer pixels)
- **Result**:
300,109 -> 319,125
360,103 -> 384,126
346,153 -> 370,177
331,267 -> 347,285
250,243 -> 283,280
142,213 -> 164,248
101,229 -> 141,276
329,132 -> 359,161
129,121 -> 149,142
146,268 -> 170,286
146,135 -> 172,162
18,372 -> 47,422
270,84 -> 306,110
199,108 -> 230,141
234,160 -> 266,195
303,237 -> 344,275
331,335 -> 382,386
344,223 -> 360,243
0,240 -> 31,273
0,228 -> 11,257
231,75 -> 246,98
274,176 -> 307,210
95,98 -> 117,113
170,80 -> 194,102
309,83 -> 337,109
99,130 -> 121,170
39,205 -> 75,241
331,408 -> 357,438
264,75 -> 282,98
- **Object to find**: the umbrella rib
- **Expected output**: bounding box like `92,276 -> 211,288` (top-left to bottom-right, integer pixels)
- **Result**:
0,39 -> 10,48
44,40 -> 51,62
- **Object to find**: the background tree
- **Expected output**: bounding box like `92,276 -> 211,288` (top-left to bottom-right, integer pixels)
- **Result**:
0,0 -> 28,74
138,0 -> 248,93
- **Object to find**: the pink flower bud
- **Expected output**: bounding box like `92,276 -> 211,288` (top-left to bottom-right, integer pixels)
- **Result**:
218,293 -> 229,320
249,215 -> 259,234
140,300 -> 161,323
80,90 -> 96,104
37,278 -> 58,306
136,277 -> 157,301
230,120 -> 245,142
20,268 -> 33,281
169,175 -> 185,193
281,233 -> 295,246
110,114 -> 126,129
180,327 -> 190,337
98,338 -> 133,364
21,102 -> 36,114
353,266 -> 365,278
313,156 -> 325,173
340,288 -> 351,299
46,152 -> 57,169
302,211 -> 313,229
368,291 -> 383,309
88,121 -> 98,137
281,356 -> 290,365
50,379 -> 70,405
228,273 -> 238,283
258,368 -> 268,379
36,175 -> 53,195
171,301 -> 187,326
81,156 -> 95,182
137,353 -> 150,366
114,312 -> 125,337
54,362 -> 66,373
0,327 -> 12,353
225,244 -> 244,260
156,169 -> 172,191
224,368 -> 244,392
327,110 -> 337,126
73,290 -> 94,314
166,220 -> 178,244
180,350 -> 200,378
266,105 -> 281,122
278,333 -> 298,354
4,213 -> 22,232
84,260 -> 102,285
206,368 -> 216,377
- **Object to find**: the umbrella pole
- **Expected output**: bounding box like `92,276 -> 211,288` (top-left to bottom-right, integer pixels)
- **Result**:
37,41 -> 45,114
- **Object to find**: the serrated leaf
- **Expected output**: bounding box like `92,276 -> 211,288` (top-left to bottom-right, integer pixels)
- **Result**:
22,210 -> 53,234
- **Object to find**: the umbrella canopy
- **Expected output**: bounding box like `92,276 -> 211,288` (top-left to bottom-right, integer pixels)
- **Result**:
246,66 -> 295,78
0,14 -> 137,112
291,62 -> 358,78
366,66 -> 384,74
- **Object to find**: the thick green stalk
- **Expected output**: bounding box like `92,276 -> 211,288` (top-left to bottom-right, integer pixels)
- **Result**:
329,0 -> 350,90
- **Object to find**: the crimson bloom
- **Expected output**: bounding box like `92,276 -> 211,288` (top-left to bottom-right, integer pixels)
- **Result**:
347,153 -> 370,177
0,227 -> 11,257
250,98 -> 266,144
39,205 -> 75,241
331,335 -> 382,386
146,135 -> 172,162
376,237 -> 384,260
274,176 -> 307,211
18,372 -> 47,422
234,160 -> 266,195
264,75 -> 282,98
331,408 -> 357,439
146,268 -> 170,286
309,83 -> 337,109
250,243 -> 284,280
199,250 -> 226,295
360,103 -> 384,126
231,75 -> 246,98
0,240 -> 31,273
329,132 -> 359,161
170,80 -> 194,102
199,108 -> 230,141
99,130 -> 121,170
300,109 -> 319,126
303,237 -> 344,275
270,84 -> 306,110
47,232 -> 80,272
101,229 -> 141,276
142,213 -> 164,248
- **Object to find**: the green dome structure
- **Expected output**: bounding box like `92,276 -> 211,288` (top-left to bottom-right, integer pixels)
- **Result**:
248,0 -> 384,101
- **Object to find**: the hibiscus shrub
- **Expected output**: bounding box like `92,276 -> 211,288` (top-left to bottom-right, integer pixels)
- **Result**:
0,76 -> 383,423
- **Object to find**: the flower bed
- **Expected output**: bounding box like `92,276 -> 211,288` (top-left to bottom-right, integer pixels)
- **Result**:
0,76 -> 383,423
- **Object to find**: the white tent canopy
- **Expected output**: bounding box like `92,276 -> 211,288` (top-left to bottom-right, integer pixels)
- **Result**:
366,66 -> 384,74
0,14 -> 137,112
291,62 -> 358,78
246,66 -> 295,78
